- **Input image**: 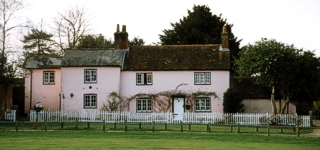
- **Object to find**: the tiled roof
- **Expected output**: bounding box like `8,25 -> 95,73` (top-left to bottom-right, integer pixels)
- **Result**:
124,45 -> 230,70
25,57 -> 61,69
61,49 -> 126,67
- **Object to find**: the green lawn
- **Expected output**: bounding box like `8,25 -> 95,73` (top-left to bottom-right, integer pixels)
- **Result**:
0,122 -> 319,150
0,131 -> 319,150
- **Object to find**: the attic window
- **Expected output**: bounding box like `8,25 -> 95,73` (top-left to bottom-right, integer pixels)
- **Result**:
136,73 -> 152,85
43,71 -> 55,85
194,72 -> 211,85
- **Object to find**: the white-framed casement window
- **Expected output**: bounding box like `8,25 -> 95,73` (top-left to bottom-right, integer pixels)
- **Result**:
84,69 -> 97,83
194,72 -> 211,85
43,71 -> 55,84
195,97 -> 211,112
136,73 -> 152,85
136,98 -> 152,113
84,94 -> 97,108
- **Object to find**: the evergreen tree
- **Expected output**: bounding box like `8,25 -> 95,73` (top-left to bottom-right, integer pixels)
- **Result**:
159,5 -> 241,75
129,36 -> 145,46
76,34 -> 113,49
22,28 -> 55,55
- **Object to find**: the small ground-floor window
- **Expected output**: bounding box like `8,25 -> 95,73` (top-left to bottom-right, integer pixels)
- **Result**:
137,98 -> 152,113
195,97 -> 211,112
84,94 -> 97,108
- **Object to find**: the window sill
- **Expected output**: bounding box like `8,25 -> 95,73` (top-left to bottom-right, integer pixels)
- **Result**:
195,111 -> 212,113
84,107 -> 97,109
136,111 -> 153,113
43,83 -> 55,85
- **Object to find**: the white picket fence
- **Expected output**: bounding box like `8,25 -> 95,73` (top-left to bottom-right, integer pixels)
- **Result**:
29,110 -> 311,127
4,110 -> 16,122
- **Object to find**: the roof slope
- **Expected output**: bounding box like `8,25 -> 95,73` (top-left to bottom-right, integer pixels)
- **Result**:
61,49 -> 126,67
25,57 -> 61,69
124,45 -> 230,71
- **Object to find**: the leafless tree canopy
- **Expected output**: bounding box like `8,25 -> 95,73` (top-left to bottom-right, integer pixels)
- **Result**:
0,0 -> 24,54
54,6 -> 91,50
0,0 -> 24,77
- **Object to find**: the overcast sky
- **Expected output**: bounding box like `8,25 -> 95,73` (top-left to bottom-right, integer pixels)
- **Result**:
21,0 -> 320,56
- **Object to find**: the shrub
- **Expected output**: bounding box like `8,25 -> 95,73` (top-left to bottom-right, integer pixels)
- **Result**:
312,101 -> 320,119
223,88 -> 244,113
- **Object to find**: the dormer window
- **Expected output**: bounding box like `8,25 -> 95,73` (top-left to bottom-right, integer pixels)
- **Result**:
136,73 -> 152,85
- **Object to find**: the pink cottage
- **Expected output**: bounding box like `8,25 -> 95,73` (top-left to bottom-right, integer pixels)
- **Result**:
24,25 -> 230,114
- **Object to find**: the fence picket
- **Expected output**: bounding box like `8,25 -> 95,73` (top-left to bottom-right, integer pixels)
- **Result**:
27,110 -> 311,127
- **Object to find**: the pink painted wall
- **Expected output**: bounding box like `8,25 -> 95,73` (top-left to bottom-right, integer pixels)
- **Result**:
120,71 -> 229,113
243,99 -> 296,114
61,67 -> 121,110
24,69 -> 61,113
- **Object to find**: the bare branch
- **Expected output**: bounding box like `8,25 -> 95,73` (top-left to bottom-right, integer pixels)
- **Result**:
53,6 -> 91,50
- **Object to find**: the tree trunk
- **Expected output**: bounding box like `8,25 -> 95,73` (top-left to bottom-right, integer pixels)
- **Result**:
280,98 -> 289,114
271,86 -> 277,114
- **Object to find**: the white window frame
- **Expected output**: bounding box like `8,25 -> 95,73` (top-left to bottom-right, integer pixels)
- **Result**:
195,97 -> 211,112
194,72 -> 211,85
136,73 -> 152,85
84,69 -> 97,83
43,71 -> 55,84
136,98 -> 152,113
84,94 -> 97,108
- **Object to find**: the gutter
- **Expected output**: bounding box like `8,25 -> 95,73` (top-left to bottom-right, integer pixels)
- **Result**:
29,69 -> 33,112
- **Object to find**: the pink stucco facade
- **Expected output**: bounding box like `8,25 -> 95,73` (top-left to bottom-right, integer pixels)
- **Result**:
24,69 -> 61,113
120,70 -> 230,113
61,67 -> 121,110
243,99 -> 296,113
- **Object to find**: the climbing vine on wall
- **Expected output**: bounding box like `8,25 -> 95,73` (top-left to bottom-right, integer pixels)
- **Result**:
102,83 -> 218,112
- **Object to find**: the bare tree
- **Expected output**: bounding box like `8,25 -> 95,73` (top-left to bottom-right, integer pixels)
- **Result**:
0,0 -> 24,76
53,6 -> 91,50
0,0 -> 25,119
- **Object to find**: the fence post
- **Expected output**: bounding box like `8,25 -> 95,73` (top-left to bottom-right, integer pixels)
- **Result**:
165,123 -> 167,130
180,121 -> 183,133
267,123 -> 270,136
75,119 -> 79,131
103,120 -> 106,132
188,124 -> 191,131
208,122 -> 211,133
45,120 -> 47,131
15,120 -> 18,131
293,126 -> 296,132
87,122 -> 90,129
237,124 -> 240,133
61,122 -> 64,128
296,124 -> 300,137
256,126 -> 258,133
114,122 -> 117,130
139,123 -> 141,129
152,121 -> 155,132
280,127 -> 283,133
125,120 -> 127,132
309,110 -> 313,127
230,125 -> 233,133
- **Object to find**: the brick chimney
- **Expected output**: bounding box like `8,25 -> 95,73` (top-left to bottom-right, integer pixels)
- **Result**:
221,26 -> 229,50
114,24 -> 128,49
